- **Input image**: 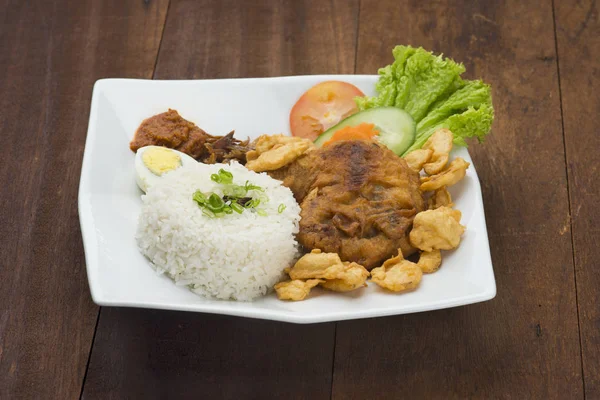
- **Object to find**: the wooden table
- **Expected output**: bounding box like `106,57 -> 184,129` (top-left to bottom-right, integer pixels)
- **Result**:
1,0 -> 598,398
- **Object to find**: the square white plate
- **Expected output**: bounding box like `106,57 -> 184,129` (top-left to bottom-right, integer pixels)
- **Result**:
79,76 -> 496,324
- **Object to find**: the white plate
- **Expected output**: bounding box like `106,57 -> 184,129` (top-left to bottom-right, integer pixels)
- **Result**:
79,76 -> 496,324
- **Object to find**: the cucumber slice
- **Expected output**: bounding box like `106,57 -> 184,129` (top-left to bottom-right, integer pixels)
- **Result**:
314,107 -> 416,155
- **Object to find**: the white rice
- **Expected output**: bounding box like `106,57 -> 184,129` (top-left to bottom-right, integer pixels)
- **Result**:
136,161 -> 301,301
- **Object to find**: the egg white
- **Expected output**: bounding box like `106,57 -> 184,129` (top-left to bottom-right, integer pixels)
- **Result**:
134,146 -> 198,193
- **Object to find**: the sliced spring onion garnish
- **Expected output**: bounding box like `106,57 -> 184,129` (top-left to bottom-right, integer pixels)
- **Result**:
244,198 -> 261,208
194,171 -> 269,217
210,168 -> 234,184
231,202 -> 244,214
193,191 -> 207,204
245,180 -> 264,192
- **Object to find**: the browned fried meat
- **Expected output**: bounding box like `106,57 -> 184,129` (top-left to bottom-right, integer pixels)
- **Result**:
130,109 -> 250,164
272,140 -> 425,270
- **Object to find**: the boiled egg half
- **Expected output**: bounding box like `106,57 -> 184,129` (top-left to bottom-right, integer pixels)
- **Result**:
134,146 -> 197,192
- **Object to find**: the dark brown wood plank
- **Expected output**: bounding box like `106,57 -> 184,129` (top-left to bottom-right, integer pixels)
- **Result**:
83,309 -> 336,400
332,0 -> 583,398
81,1 -> 358,399
554,0 -> 600,396
154,0 -> 358,78
0,0 -> 169,398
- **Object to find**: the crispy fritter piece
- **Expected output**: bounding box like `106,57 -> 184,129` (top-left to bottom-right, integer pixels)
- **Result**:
288,250 -> 370,292
409,206 -> 465,251
253,134 -> 304,153
274,279 -> 324,301
404,148 -> 432,172
370,250 -> 422,292
246,134 -> 314,172
446,207 -> 462,223
428,187 -> 454,209
320,262 -> 370,292
420,157 -> 470,192
422,129 -> 453,175
288,249 -> 346,280
417,249 -> 442,273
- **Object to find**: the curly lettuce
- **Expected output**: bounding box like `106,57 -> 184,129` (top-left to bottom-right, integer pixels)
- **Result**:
356,46 -> 494,155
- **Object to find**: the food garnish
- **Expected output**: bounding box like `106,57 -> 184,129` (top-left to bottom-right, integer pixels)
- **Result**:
428,187 -> 453,209
417,250 -> 442,274
246,134 -> 315,172
404,128 -> 453,175
192,169 -> 268,218
276,249 -> 370,300
314,107 -> 416,155
420,157 -> 470,191
288,250 -> 350,280
274,279 -> 324,301
409,206 -> 465,252
404,149 -> 432,172
322,122 -> 379,146
370,250 -> 422,292
355,45 -> 494,155
421,129 -> 453,175
290,81 -> 365,140
210,168 -> 233,184
319,262 -> 370,292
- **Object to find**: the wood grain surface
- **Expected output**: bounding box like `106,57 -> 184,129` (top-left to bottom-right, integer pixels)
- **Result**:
1,0 -> 598,398
555,0 -> 600,396
81,1 -> 357,399
0,0 -> 168,398
154,0 -> 359,78
331,0 -> 583,398
83,309 -> 336,400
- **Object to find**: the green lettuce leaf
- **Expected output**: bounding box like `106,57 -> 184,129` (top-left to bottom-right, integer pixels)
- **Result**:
356,45 -> 494,155
406,104 -> 494,153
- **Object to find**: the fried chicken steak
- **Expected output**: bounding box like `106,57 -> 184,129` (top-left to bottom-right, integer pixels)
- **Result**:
271,140 -> 425,270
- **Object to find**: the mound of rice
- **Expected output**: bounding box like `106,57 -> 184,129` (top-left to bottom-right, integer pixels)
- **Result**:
136,161 -> 301,301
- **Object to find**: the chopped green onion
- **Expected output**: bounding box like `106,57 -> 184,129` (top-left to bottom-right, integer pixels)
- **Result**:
206,193 -> 225,212
257,192 -> 269,203
202,208 -> 215,218
278,204 -> 286,213
218,169 -> 233,184
245,180 -> 263,192
245,198 -> 261,208
193,191 -> 207,205
194,174 -> 268,218
211,168 -> 234,184
228,185 -> 248,198
231,202 -> 244,214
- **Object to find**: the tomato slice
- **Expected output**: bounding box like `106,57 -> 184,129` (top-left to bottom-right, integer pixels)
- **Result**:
289,81 -> 365,141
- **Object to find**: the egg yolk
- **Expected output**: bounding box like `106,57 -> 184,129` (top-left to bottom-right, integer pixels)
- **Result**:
142,147 -> 182,176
